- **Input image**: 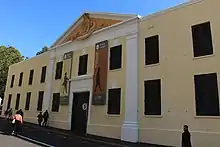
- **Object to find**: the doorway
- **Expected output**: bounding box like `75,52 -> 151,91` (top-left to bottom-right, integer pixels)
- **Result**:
71,92 -> 90,135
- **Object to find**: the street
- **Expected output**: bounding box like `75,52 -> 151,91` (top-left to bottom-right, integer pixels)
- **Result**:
0,118 -> 166,147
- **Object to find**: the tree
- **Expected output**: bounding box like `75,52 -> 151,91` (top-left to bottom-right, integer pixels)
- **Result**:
0,46 -> 23,99
36,46 -> 48,55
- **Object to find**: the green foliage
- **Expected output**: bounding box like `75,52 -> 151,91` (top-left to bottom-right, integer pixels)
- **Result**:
36,46 -> 48,55
0,46 -> 23,99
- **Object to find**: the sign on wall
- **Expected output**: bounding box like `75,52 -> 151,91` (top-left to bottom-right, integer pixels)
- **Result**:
60,51 -> 73,105
92,40 -> 108,105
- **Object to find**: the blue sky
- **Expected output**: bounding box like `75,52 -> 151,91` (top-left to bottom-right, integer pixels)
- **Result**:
0,0 -> 186,57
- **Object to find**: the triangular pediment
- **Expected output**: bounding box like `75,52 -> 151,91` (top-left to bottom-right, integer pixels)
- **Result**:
51,12 -> 136,47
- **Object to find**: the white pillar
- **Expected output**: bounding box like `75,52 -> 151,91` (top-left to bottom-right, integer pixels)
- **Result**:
121,32 -> 139,142
43,50 -> 55,112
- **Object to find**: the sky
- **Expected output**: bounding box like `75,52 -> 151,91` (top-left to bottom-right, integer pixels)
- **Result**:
0,0 -> 186,58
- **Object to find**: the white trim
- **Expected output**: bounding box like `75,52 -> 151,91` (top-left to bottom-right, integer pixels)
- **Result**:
140,0 -> 204,22
69,74 -> 93,81
121,23 -> 139,142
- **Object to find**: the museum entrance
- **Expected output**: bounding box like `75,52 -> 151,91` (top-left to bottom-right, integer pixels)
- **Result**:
71,92 -> 90,135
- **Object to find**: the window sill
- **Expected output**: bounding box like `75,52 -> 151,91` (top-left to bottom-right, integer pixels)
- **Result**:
106,114 -> 121,117
194,116 -> 220,119
109,68 -> 123,72
143,115 -> 163,118
144,63 -> 160,68
70,74 -> 93,81
193,54 -> 214,60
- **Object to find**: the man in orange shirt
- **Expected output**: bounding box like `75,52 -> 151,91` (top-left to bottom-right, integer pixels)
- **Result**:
11,112 -> 23,135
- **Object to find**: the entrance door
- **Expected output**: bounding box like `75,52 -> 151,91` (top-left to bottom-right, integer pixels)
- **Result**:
71,92 -> 90,135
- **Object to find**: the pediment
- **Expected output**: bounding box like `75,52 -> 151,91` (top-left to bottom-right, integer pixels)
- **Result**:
51,12 -> 136,47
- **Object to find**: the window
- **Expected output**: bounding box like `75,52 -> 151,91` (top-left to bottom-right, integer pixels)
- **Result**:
37,91 -> 44,111
40,66 -> 47,83
25,92 -> 31,110
144,79 -> 161,115
10,75 -> 15,88
55,61 -> 63,79
145,35 -> 159,65
192,22 -> 213,57
52,93 -> 60,112
107,88 -> 121,115
78,54 -> 88,76
28,69 -> 34,85
109,45 -> 122,70
15,93 -> 20,110
7,94 -> 12,110
18,72 -> 23,86
194,73 -> 219,116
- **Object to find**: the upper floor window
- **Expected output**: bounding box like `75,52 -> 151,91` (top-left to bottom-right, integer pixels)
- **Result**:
40,66 -> 47,83
55,61 -> 63,80
18,72 -> 23,86
10,75 -> 15,88
28,69 -> 34,85
145,35 -> 159,65
78,54 -> 88,76
191,22 -> 213,57
109,45 -> 122,70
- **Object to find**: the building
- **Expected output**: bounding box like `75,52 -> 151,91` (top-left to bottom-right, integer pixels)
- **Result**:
2,0 -> 220,146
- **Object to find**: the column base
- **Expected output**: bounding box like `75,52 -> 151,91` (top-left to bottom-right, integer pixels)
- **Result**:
121,121 -> 138,143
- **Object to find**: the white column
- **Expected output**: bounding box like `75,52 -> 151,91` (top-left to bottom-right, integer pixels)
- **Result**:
43,50 -> 55,112
121,32 -> 139,142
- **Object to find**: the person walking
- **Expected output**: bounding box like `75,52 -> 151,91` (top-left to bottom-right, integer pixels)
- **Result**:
182,125 -> 192,147
11,113 -> 23,136
37,112 -> 43,127
43,110 -> 49,127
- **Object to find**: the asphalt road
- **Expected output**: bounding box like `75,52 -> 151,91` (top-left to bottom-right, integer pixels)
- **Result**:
0,118 -> 166,147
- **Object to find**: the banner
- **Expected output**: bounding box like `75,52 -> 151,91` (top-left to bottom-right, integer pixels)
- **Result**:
92,40 -> 108,105
60,51 -> 73,105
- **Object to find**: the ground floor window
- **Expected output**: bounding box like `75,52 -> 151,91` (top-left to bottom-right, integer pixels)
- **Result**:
194,73 -> 219,116
37,91 -> 44,111
15,93 -> 20,110
52,93 -> 60,112
144,79 -> 161,115
107,88 -> 121,115
7,94 -> 12,110
25,92 -> 31,110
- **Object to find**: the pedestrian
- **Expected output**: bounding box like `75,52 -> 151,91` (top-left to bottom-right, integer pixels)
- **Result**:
37,112 -> 43,127
43,110 -> 49,127
182,125 -> 192,147
11,113 -> 23,136
16,109 -> 24,118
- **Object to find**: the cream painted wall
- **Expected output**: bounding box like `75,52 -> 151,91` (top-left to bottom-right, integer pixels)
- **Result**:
88,36 -> 126,139
138,0 -> 220,147
3,52 -> 50,124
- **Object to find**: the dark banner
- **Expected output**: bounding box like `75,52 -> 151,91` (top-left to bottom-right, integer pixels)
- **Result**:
92,40 -> 108,105
60,51 -> 73,105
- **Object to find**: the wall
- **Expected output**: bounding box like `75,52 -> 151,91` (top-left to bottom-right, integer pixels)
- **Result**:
3,52 -> 50,124
138,0 -> 220,147
87,36 -> 126,139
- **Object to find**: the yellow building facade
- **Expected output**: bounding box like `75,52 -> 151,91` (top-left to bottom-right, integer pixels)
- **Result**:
3,0 -> 220,147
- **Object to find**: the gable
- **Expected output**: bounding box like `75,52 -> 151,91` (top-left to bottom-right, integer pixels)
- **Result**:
51,13 -> 136,47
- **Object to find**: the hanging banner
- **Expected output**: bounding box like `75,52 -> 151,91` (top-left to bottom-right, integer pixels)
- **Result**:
60,51 -> 73,105
92,40 -> 108,105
